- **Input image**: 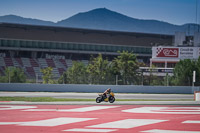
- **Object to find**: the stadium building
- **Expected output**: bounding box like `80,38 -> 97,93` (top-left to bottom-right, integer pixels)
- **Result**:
0,23 -> 176,79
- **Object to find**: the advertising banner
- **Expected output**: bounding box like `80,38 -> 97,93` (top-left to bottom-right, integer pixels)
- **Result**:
179,47 -> 194,59
156,47 -> 179,58
152,47 -> 200,59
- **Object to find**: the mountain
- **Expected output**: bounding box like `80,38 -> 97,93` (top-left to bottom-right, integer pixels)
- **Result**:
0,8 -> 199,35
57,8 -> 182,34
0,15 -> 55,26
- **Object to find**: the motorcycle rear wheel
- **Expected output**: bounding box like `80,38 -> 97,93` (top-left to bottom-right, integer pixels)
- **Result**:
96,97 -> 102,103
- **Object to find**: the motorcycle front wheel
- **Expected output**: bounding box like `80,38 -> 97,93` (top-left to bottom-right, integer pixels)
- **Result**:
96,97 -> 102,103
109,96 -> 115,103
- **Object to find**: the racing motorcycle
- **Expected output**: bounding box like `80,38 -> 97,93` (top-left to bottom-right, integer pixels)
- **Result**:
96,91 -> 115,103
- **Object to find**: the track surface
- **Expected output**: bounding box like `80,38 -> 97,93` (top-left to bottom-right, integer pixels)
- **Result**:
0,105 -> 200,133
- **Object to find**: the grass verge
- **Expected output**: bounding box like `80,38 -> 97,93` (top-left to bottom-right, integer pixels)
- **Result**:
0,97 -> 95,102
0,97 -> 193,102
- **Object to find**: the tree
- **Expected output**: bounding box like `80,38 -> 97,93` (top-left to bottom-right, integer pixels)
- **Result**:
0,67 -> 26,83
40,67 -> 54,84
111,51 -> 139,85
87,54 -> 111,84
58,71 -> 67,84
147,65 -> 165,86
171,59 -> 196,86
65,61 -> 88,84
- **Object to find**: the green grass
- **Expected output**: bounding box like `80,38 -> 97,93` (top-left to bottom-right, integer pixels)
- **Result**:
0,97 -> 193,102
117,99 -> 193,101
0,97 -> 95,102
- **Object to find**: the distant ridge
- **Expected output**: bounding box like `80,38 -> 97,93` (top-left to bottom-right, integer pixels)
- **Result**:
0,8 -> 199,35
0,15 -> 55,26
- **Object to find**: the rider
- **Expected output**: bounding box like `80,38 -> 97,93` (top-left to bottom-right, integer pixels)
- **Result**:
103,88 -> 111,99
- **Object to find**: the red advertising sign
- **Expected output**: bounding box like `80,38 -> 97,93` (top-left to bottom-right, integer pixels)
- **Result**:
156,48 -> 179,58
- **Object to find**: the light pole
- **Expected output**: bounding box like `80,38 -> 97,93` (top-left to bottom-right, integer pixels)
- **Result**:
36,73 -> 38,84
141,72 -> 143,86
8,67 -> 11,83
193,71 -> 196,87
116,75 -> 118,85
166,72 -> 169,86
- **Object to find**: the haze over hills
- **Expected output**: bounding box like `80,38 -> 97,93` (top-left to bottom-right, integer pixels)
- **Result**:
0,8 -> 199,35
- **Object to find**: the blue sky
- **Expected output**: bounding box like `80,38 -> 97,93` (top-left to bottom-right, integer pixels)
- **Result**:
0,0 -> 199,25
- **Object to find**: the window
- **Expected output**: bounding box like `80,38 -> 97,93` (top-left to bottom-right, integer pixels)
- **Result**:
27,41 -> 32,48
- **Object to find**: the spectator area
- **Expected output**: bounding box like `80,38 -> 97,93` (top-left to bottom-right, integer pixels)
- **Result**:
0,57 -> 76,78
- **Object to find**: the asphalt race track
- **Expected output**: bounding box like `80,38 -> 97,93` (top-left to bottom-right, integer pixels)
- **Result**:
0,105 -> 200,133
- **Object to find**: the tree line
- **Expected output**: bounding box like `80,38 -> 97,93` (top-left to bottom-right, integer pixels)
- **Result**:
0,51 -> 200,86
58,51 -> 139,85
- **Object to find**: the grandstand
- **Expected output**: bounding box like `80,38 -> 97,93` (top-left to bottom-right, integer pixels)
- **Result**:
0,57 -> 67,78
0,23 -> 174,79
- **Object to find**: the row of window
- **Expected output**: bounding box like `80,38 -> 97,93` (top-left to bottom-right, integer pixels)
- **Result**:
0,39 -> 152,54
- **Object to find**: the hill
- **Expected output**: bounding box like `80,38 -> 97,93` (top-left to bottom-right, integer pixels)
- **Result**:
0,8 -> 199,35
0,15 -> 55,26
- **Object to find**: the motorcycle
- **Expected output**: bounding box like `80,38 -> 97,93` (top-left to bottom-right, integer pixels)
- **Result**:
96,91 -> 115,103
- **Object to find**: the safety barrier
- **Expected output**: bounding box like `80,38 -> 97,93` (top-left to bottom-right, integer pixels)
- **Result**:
194,91 -> 200,101
0,83 -> 199,94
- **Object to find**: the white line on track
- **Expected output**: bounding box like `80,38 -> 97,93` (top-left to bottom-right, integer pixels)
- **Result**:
88,119 -> 167,129
182,120 -> 200,124
0,117 -> 96,127
141,129 -> 200,133
23,109 -> 58,111
0,105 -> 37,110
122,107 -> 200,114
64,128 -> 117,132
23,106 -> 119,112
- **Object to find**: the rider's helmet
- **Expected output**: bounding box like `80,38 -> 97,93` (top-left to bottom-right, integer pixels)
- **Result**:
108,88 -> 111,92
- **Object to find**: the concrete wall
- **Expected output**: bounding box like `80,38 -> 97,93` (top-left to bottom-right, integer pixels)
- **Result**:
0,83 -> 199,94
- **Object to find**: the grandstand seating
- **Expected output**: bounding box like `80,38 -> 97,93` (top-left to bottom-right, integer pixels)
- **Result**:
0,57 -> 88,79
52,68 -> 60,77
0,57 -> 5,66
12,58 -> 20,67
15,58 -> 23,67
66,59 -> 73,67
21,58 -> 31,67
46,59 -> 56,67
4,57 -> 13,66
30,58 -> 39,67
0,66 -> 5,75
59,59 -> 67,68
38,58 -> 48,68
33,67 -> 42,77
58,68 -> 65,75
26,67 -> 35,77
